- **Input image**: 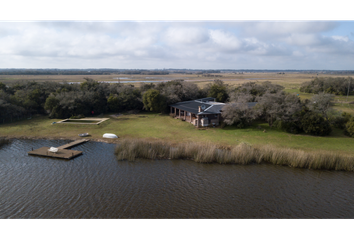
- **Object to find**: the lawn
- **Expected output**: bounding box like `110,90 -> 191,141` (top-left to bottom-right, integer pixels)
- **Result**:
1,112 -> 354,155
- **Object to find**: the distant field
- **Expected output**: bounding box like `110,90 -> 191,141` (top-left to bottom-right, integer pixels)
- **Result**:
1,72 -> 353,88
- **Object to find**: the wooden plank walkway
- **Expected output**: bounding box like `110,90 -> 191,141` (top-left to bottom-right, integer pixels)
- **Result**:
28,139 -> 89,160
57,139 -> 89,149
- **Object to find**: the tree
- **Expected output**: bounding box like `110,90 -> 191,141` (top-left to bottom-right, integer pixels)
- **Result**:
301,111 -> 332,136
0,82 -> 6,92
221,102 -> 257,128
80,77 -> 99,91
142,89 -> 166,112
255,92 -> 303,128
344,117 -> 354,137
44,95 -> 60,113
308,92 -> 335,119
207,80 -> 229,102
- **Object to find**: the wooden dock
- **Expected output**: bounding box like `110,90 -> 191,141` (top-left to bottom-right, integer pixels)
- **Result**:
28,139 -> 89,160
57,139 -> 89,149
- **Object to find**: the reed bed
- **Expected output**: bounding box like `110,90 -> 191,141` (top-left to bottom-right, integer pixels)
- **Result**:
114,139 -> 354,171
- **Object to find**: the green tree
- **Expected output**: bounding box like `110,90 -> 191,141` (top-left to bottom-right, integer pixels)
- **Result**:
301,112 -> 332,136
44,95 -> 60,112
107,94 -> 120,112
344,117 -> 354,137
142,89 -> 166,112
0,82 -> 6,92
207,80 -> 229,102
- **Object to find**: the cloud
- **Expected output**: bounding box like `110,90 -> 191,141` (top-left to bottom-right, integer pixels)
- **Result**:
238,21 -> 338,39
292,50 -> 304,57
0,21 -> 353,69
164,27 -> 209,45
284,33 -> 321,46
331,35 -> 349,42
209,29 -> 242,51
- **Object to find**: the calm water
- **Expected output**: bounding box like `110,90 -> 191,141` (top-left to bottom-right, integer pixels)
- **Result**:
1,139 -> 354,219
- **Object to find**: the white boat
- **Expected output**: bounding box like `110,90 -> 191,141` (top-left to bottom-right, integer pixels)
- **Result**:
103,133 -> 118,138
48,147 -> 59,153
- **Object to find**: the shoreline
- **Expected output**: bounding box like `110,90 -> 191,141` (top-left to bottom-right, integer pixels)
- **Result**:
3,135 -> 354,171
1,135 -> 120,144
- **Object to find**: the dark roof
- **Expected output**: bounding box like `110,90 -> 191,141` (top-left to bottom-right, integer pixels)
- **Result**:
170,101 -> 212,114
170,99 -> 257,115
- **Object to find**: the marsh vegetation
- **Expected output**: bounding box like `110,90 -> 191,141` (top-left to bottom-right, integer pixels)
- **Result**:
115,139 -> 354,171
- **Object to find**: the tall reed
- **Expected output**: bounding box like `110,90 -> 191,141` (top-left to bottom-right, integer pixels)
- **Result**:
114,139 -> 354,171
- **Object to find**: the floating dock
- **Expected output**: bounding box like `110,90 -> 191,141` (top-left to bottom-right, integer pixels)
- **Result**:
28,139 -> 89,160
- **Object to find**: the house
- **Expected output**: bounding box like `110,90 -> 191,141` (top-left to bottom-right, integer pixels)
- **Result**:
169,97 -> 258,127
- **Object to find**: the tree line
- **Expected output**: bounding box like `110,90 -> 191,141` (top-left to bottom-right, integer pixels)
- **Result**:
1,78 -> 353,137
300,77 -> 354,95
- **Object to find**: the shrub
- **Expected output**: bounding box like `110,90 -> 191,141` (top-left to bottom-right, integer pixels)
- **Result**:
344,117 -> 354,137
301,112 -> 332,136
275,119 -> 303,134
142,89 -> 167,112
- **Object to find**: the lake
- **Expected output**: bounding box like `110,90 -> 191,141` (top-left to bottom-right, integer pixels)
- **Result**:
1,139 -> 354,218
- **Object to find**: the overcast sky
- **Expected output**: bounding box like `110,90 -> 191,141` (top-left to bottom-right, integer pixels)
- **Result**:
0,21 -> 353,70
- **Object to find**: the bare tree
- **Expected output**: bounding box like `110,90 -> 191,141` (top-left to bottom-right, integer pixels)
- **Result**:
221,102 -> 257,127
308,92 -> 335,119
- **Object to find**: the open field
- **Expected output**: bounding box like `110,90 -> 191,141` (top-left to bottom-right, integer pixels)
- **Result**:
1,112 -> 354,155
1,72 -> 353,87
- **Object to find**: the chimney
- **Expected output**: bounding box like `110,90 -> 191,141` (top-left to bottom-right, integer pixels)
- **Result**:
198,106 -> 202,112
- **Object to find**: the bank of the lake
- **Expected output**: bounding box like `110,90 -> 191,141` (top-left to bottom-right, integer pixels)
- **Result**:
1,113 -> 354,155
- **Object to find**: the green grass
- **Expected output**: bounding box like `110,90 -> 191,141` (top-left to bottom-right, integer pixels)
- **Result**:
1,112 -> 354,155
61,120 -> 101,123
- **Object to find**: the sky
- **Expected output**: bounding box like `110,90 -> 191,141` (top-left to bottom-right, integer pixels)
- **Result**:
0,2 -> 353,70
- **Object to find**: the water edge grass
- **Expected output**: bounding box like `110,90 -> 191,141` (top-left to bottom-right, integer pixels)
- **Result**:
115,139 -> 354,171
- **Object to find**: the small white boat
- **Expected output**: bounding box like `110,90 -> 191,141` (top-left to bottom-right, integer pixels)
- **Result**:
103,133 -> 118,138
48,147 -> 59,153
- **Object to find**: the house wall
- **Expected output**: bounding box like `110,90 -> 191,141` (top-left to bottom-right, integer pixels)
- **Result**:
198,114 -> 221,126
